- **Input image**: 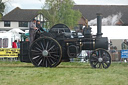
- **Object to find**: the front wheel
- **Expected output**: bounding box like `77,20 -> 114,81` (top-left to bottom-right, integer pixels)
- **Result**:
90,48 -> 111,69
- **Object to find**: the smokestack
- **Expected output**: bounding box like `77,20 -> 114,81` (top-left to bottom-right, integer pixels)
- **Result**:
97,13 -> 103,37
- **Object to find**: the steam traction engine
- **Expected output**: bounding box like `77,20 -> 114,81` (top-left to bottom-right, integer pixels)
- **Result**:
20,14 -> 111,68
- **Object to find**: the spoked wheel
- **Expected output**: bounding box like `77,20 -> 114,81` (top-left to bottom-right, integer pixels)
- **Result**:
29,37 -> 62,67
90,48 -> 111,69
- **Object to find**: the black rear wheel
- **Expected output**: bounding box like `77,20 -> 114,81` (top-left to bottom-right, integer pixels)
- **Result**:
29,37 -> 62,67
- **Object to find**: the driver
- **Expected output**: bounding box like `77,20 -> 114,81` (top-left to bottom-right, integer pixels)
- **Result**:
34,20 -> 46,39
36,20 -> 45,32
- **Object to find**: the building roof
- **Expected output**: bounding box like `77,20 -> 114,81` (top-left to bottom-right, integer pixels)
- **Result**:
2,5 -> 128,25
73,5 -> 128,25
2,7 -> 41,21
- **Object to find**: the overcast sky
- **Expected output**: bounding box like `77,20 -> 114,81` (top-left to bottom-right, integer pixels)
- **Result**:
3,0 -> 128,14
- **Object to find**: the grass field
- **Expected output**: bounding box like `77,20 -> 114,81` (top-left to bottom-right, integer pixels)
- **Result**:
0,61 -> 128,85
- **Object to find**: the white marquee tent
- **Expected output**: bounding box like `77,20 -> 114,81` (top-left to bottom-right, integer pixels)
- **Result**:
91,26 -> 128,39
7,28 -> 25,40
0,28 -> 25,48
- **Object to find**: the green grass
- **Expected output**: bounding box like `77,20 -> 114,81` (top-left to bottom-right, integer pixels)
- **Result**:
0,61 -> 128,85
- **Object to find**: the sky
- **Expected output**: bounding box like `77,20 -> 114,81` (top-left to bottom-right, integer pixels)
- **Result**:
2,0 -> 128,14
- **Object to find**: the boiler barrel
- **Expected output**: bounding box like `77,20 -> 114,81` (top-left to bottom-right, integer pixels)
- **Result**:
95,37 -> 108,50
82,37 -> 108,50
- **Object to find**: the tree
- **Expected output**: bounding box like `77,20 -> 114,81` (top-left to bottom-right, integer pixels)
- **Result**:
40,0 -> 81,29
0,0 -> 5,19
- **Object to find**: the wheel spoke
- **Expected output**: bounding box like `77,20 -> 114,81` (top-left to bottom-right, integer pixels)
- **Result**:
104,62 -> 110,66
102,62 -> 106,68
32,56 -> 40,60
47,58 -> 52,67
49,57 -> 55,64
38,59 -> 42,66
35,42 -> 42,49
35,47 -> 42,52
52,54 -> 59,57
103,58 -> 109,62
46,41 -> 49,50
49,56 -> 57,61
49,52 -> 58,54
100,50 -> 104,57
48,45 -> 55,51
92,62 -> 98,68
99,63 -> 102,68
102,51 -> 106,57
46,59 -> 48,67
98,50 -> 101,57
42,39 -> 46,48
47,41 -> 53,50
35,53 -> 42,55
91,55 -> 98,59
31,50 -> 40,52
90,59 -> 97,62
42,57 -> 45,66
40,42 -> 45,50
94,62 -> 98,66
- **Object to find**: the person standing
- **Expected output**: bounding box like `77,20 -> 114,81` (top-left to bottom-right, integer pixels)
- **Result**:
12,40 -> 17,48
29,19 -> 38,44
121,39 -> 128,49
121,39 -> 128,62
17,39 -> 20,48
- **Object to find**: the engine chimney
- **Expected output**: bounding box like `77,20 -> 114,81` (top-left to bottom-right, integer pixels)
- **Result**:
96,13 -> 103,37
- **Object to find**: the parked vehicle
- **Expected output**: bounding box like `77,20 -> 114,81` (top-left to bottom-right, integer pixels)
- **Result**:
20,14 -> 111,69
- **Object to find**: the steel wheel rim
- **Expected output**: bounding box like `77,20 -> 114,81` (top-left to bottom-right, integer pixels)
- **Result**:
29,37 -> 62,67
90,48 -> 111,69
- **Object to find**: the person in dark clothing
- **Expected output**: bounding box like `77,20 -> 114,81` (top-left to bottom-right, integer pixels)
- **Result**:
17,39 -> 20,48
34,20 -> 45,39
121,39 -> 128,49
121,39 -> 128,62
29,19 -> 38,44
36,20 -> 45,32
